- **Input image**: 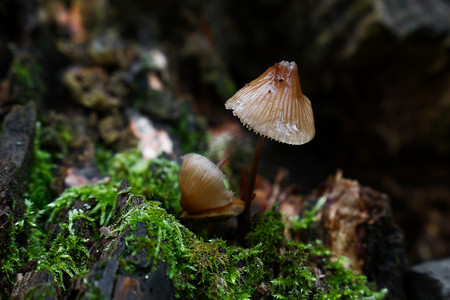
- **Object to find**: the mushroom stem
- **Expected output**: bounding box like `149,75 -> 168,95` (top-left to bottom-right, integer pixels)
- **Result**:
216,150 -> 231,169
246,136 -> 265,212
238,135 -> 265,242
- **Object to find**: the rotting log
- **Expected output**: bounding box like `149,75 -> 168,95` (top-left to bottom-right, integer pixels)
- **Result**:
0,101 -> 36,215
300,171 -> 406,300
0,159 -> 18,297
0,102 -> 37,299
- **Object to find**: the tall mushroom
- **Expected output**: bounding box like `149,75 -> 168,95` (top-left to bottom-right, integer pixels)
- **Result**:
225,60 -> 315,235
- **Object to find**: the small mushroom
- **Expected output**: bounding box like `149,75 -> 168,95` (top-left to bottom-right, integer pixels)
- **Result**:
225,60 -> 315,235
179,153 -> 244,218
225,60 -> 315,145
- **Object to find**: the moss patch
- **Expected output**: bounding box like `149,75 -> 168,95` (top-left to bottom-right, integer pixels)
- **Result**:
0,212 -> 21,285
172,108 -> 209,154
247,207 -> 387,299
110,200 -> 264,298
27,122 -> 55,209
9,58 -> 46,104
5,132 -> 387,298
100,148 -> 182,214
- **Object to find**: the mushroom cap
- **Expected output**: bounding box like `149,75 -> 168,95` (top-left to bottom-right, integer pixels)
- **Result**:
179,153 -> 239,214
180,196 -> 244,219
225,60 -> 315,145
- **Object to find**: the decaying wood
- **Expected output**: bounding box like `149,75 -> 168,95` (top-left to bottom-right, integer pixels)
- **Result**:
304,171 -> 406,299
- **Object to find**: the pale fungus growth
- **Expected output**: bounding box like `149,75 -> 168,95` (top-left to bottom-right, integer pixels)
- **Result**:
178,153 -> 244,218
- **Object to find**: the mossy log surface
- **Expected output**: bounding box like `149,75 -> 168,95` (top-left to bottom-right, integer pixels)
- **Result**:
300,172 -> 406,299
0,138 -> 395,299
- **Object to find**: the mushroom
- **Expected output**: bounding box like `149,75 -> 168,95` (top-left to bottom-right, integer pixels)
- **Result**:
224,60 -> 315,232
225,60 -> 315,145
179,153 -> 244,218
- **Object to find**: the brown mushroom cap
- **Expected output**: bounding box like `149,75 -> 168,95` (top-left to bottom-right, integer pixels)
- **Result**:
225,61 -> 315,145
178,153 -> 244,218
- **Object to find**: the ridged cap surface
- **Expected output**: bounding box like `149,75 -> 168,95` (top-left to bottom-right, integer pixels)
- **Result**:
225,61 -> 315,145
179,153 -> 234,213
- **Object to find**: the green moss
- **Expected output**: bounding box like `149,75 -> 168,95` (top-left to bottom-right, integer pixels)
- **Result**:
24,281 -> 57,299
106,148 -> 182,214
110,199 -> 264,299
34,172 -> 119,287
38,118 -> 74,159
35,183 -> 116,287
246,207 -> 284,274
37,208 -> 93,286
172,108 -> 209,154
13,121 -> 59,267
51,123 -> 73,157
271,242 -> 318,299
10,58 -> 46,103
288,196 -> 327,231
110,201 -> 194,294
0,213 -> 21,285
78,278 -> 106,300
54,124 -> 72,147
1,122 -> 55,288
272,239 -> 387,299
28,122 -> 55,209
46,181 -> 118,226
16,199 -> 45,261
30,149 -> 181,288
11,60 -> 35,91
111,200 -> 385,299
11,143 -> 386,298
246,207 -> 387,299
94,145 -> 113,175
